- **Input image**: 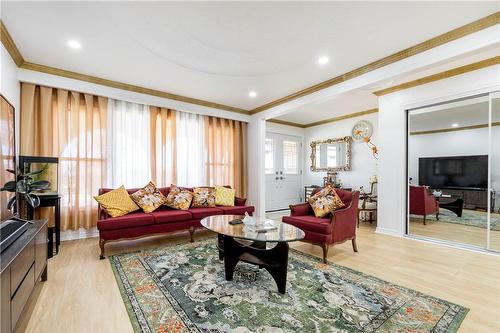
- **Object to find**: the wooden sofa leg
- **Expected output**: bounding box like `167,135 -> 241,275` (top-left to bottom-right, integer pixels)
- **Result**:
423,215 -> 427,225
436,212 -> 439,220
189,227 -> 195,243
99,238 -> 106,260
321,244 -> 329,263
352,238 -> 358,252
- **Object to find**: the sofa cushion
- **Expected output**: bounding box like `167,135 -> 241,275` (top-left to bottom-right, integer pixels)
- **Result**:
97,212 -> 154,231
188,207 -> 224,219
165,184 -> 193,210
130,181 -> 167,213
215,186 -> 235,206
94,185 -> 140,218
219,205 -> 255,215
192,187 -> 216,208
282,215 -> 332,234
308,185 -> 345,217
151,210 -> 193,224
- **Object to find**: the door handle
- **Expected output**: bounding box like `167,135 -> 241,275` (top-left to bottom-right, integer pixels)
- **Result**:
275,177 -> 279,180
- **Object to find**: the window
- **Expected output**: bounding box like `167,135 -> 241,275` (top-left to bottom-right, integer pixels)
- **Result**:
265,138 -> 274,174
327,145 -> 337,167
283,140 -> 298,174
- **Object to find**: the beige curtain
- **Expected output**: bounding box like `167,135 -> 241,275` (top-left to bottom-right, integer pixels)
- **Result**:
150,106 -> 177,186
0,96 -> 15,220
21,83 -> 107,231
204,116 -> 247,197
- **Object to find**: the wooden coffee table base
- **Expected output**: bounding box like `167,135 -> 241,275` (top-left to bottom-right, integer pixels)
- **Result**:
218,234 -> 290,294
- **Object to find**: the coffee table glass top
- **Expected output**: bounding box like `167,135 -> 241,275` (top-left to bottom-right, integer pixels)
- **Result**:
201,215 -> 305,243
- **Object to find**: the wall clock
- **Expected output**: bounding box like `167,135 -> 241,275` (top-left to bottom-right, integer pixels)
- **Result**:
351,120 -> 373,142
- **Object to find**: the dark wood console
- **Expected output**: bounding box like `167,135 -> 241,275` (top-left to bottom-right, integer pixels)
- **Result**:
439,188 -> 495,212
1,220 -> 47,333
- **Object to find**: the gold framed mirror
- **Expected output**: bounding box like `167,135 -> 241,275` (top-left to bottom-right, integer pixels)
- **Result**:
310,136 -> 352,172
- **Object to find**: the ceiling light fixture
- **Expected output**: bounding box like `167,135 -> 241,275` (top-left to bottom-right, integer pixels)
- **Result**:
317,56 -> 329,66
67,40 -> 82,50
248,91 -> 257,98
451,123 -> 459,128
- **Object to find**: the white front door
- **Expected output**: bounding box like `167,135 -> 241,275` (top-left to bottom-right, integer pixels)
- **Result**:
265,133 -> 302,211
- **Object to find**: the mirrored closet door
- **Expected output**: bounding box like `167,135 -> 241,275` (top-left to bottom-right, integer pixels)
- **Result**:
407,92 -> 499,252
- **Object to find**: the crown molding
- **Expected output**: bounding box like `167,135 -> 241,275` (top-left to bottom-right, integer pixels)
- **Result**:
268,108 -> 378,129
1,20 -> 24,66
375,56 -> 500,96
19,62 -> 249,114
250,12 -> 500,114
266,118 -> 306,128
410,122 -> 500,136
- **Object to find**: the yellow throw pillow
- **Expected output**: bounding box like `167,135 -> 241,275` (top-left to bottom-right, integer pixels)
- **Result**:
215,186 -> 235,207
130,181 -> 167,213
165,185 -> 193,210
192,187 -> 216,208
308,185 -> 345,217
94,186 -> 139,218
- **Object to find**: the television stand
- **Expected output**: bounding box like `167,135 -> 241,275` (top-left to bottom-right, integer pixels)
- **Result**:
437,188 -> 495,212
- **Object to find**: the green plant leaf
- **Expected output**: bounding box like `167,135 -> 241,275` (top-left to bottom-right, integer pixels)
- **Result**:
1,181 -> 17,192
24,169 -> 44,177
31,180 -> 50,190
7,196 -> 16,210
25,193 -> 40,208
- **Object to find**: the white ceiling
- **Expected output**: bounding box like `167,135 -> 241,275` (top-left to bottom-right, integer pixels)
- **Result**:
2,1 -> 499,111
274,45 -> 500,125
409,96 -> 500,132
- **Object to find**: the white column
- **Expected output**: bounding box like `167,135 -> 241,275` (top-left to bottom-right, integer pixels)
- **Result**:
376,94 -> 407,236
247,115 -> 266,217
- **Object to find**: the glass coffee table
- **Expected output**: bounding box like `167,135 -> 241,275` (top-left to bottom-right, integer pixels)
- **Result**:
200,215 -> 305,294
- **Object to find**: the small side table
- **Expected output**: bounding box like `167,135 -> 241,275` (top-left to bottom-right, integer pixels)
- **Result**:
26,194 -> 61,258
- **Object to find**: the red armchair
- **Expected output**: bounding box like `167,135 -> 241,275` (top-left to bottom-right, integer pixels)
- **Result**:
282,189 -> 359,263
409,185 -> 439,225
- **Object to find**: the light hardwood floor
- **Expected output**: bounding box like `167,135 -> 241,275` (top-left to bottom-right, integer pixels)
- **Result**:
17,222 -> 500,333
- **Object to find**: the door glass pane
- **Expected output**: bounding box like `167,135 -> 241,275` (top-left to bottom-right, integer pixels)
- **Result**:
407,95 -> 488,249
265,138 -> 274,174
490,92 -> 500,251
283,140 -> 298,174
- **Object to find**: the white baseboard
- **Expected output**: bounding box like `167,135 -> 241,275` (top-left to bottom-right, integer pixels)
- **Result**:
60,227 -> 99,242
375,227 -> 403,237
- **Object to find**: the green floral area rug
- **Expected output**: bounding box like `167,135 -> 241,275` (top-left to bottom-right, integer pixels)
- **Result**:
411,208 -> 500,231
110,239 -> 468,333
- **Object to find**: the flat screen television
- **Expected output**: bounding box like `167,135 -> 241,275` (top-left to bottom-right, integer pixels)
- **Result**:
1,95 -> 16,222
418,155 -> 488,190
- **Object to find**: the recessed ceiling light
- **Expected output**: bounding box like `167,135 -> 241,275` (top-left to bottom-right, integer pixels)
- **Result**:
317,56 -> 329,66
451,123 -> 459,128
67,40 -> 82,50
248,91 -> 257,98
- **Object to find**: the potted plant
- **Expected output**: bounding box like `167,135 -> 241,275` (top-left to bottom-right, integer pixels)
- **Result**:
1,168 -> 51,214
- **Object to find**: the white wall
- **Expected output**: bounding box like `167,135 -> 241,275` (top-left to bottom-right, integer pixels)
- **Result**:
377,65 -> 500,236
1,44 -> 20,154
303,112 -> 378,190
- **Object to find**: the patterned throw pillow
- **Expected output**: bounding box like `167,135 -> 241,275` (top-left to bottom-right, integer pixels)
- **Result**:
165,184 -> 194,210
215,186 -> 235,206
308,185 -> 345,217
192,187 -> 216,208
93,186 -> 140,218
130,181 -> 167,213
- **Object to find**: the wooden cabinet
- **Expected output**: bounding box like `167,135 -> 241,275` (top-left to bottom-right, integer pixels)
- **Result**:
0,220 -> 47,333
441,189 -> 493,211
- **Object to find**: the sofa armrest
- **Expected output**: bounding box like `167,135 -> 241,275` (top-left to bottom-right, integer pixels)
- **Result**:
331,191 -> 359,242
289,202 -> 312,216
235,197 -> 247,206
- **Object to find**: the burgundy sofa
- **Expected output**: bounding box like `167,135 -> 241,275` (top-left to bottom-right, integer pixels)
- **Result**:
96,186 -> 254,259
409,185 -> 439,225
282,188 -> 359,263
